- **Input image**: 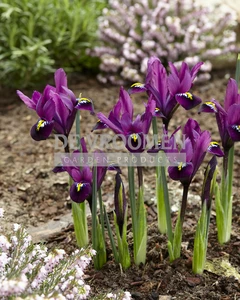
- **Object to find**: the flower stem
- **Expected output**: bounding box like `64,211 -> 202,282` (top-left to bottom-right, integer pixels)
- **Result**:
70,109 -> 88,248
180,184 -> 190,224
218,145 -> 234,244
92,166 -> 106,269
128,159 -> 147,265
152,117 -> 169,234
160,165 -> 173,243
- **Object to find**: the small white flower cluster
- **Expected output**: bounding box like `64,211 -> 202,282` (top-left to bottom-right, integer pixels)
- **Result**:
0,210 -> 93,299
0,211 -> 132,299
106,291 -> 132,300
90,0 -> 238,84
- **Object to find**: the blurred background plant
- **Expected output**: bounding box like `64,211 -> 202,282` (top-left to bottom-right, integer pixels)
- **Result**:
0,0 -> 106,89
89,0 -> 239,85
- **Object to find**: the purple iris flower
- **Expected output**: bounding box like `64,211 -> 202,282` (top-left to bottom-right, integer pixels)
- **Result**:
17,69 -> 94,141
199,78 -> 240,152
159,119 -> 223,186
53,138 -> 120,205
129,57 -> 203,129
148,119 -> 223,158
93,87 -> 156,153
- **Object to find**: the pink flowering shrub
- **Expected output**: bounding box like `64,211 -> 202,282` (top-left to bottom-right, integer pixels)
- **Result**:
0,209 -> 131,299
90,0 -> 238,84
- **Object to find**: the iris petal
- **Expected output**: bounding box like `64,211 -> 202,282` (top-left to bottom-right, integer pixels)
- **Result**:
198,101 -> 217,113
91,120 -> 108,132
76,97 -> 94,114
30,119 -> 54,141
128,82 -> 147,94
125,132 -> 146,153
207,142 -> 224,157
70,182 -> 91,203
228,124 -> 240,142
168,163 -> 193,182
175,93 -> 202,110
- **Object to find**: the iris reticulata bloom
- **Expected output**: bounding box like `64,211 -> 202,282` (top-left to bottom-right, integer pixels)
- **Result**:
199,78 -> 240,152
129,57 -> 203,129
93,86 -> 156,153
53,138 -> 119,204
17,69 -> 94,141
158,119 -> 223,185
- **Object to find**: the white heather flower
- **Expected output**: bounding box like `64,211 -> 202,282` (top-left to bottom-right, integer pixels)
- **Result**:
122,291 -> 132,300
0,252 -> 10,272
0,275 -> 28,297
13,223 -> 21,232
0,235 -> 11,252
0,208 -> 4,218
107,292 -> 116,299
11,235 -> 18,246
140,57 -> 148,74
89,249 -> 97,256
74,266 -> 84,278
200,60 -> 212,72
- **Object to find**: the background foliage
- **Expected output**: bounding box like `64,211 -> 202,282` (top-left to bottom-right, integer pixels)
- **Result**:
0,0 -> 106,88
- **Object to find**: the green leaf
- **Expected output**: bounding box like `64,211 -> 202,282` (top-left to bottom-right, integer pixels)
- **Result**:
72,201 -> 88,248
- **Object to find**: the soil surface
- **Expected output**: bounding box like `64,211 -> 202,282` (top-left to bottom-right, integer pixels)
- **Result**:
0,69 -> 240,299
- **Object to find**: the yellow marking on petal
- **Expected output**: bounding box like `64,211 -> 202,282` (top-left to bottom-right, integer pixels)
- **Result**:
77,183 -> 84,192
178,162 -> 183,171
131,133 -> 138,143
79,97 -> 91,103
97,119 -> 101,123
155,107 -> 160,112
130,82 -> 144,88
205,101 -> 216,109
233,125 -> 240,132
36,120 -> 45,131
185,92 -> 193,100
177,92 -> 193,100
210,141 -> 219,147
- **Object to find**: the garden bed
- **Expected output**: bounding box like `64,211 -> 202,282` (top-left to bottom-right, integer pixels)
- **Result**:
0,69 -> 239,299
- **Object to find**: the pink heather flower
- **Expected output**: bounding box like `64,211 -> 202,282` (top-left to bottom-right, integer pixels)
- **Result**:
0,252 -> 10,273
11,235 -> 18,247
91,0 -> 238,85
77,255 -> 91,270
107,293 -> 117,299
0,235 -> 11,252
0,274 -> 28,297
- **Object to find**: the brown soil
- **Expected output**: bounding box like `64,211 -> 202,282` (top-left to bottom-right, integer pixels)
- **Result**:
0,69 -> 239,299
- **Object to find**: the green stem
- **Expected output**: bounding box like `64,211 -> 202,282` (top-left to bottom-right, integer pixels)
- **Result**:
227,145 -> 234,204
137,165 -> 143,190
72,202 -> 88,248
76,110 -> 81,144
92,166 -> 106,269
92,166 -> 97,249
128,162 -> 136,237
104,206 -> 119,262
152,117 -> 169,234
98,189 -> 105,243
160,165 -> 173,244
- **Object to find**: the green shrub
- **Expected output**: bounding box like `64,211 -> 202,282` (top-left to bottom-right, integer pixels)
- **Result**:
0,0 -> 106,88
